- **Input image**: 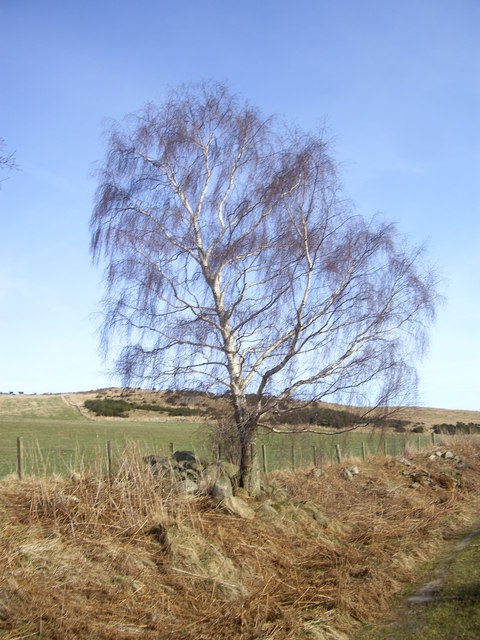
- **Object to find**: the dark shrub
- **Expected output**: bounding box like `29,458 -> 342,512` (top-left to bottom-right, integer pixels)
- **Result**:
84,398 -> 131,417
411,424 -> 424,433
434,422 -> 480,435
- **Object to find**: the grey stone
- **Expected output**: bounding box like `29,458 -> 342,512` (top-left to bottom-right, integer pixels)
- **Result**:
258,500 -> 278,518
340,467 -> 353,480
410,469 -> 431,484
176,478 -> 198,496
443,451 -> 454,459
211,477 -> 233,500
220,495 -> 255,519
301,501 -> 328,525
196,464 -> 218,494
399,457 -> 412,466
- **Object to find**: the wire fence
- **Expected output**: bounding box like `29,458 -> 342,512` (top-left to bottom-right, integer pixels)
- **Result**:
5,431 -> 437,480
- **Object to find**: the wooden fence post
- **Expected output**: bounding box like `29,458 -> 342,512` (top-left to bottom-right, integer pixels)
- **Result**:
335,444 -> 342,464
417,434 -> 421,450
291,445 -> 296,471
261,444 -> 267,475
169,442 -> 174,457
362,442 -> 367,461
217,443 -> 222,462
384,439 -> 388,456
431,432 -> 436,445
17,437 -> 23,480
313,445 -> 318,467
107,440 -> 112,481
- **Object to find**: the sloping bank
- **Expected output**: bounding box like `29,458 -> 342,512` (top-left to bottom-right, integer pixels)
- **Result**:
0,439 -> 479,639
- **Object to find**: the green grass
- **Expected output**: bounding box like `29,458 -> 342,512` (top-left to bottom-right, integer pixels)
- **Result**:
0,394 -> 430,478
0,395 -> 206,477
357,530 -> 480,640
256,426 -> 426,470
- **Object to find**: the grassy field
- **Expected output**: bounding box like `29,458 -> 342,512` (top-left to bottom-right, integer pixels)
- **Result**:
0,392 -> 434,478
0,394 -> 206,477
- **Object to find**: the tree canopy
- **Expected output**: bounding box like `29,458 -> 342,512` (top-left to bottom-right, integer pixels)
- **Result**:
91,82 -> 439,492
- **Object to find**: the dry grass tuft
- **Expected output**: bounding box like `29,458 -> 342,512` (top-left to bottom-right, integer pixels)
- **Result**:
1,440 -> 480,639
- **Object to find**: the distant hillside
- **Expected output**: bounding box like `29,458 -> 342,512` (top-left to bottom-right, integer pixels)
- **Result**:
2,388 -> 480,433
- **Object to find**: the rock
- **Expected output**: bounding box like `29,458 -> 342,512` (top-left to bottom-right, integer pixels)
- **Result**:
173,450 -> 197,464
220,495 -> 255,519
196,464 -> 218,494
211,477 -> 234,500
410,470 -> 431,484
301,501 -> 328,526
176,478 -> 198,496
428,454 -> 437,460
173,450 -> 202,471
443,451 -> 454,459
399,457 -> 412,466
347,465 -> 359,475
410,482 -> 421,489
435,451 -> 442,457
308,467 -> 324,479
340,467 -> 353,480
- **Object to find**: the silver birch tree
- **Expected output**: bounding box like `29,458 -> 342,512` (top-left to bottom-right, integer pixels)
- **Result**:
91,82 -> 438,494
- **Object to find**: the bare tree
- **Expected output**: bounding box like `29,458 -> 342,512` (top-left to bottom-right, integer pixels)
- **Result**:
0,137 -> 18,187
91,82 -> 438,494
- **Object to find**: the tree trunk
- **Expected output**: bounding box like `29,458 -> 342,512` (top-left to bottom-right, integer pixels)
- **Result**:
238,423 -> 260,496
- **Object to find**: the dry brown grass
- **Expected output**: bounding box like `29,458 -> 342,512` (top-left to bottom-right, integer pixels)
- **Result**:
1,439 -> 480,639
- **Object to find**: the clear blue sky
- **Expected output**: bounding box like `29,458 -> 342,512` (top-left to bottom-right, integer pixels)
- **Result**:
1,0 -> 478,409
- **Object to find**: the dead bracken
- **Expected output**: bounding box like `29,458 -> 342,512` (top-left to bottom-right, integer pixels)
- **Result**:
1,437 -> 480,639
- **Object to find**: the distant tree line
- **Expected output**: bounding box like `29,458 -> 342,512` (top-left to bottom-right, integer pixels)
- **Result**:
86,393 -> 415,432
266,404 -> 361,429
433,422 -> 480,435
84,398 -> 204,418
